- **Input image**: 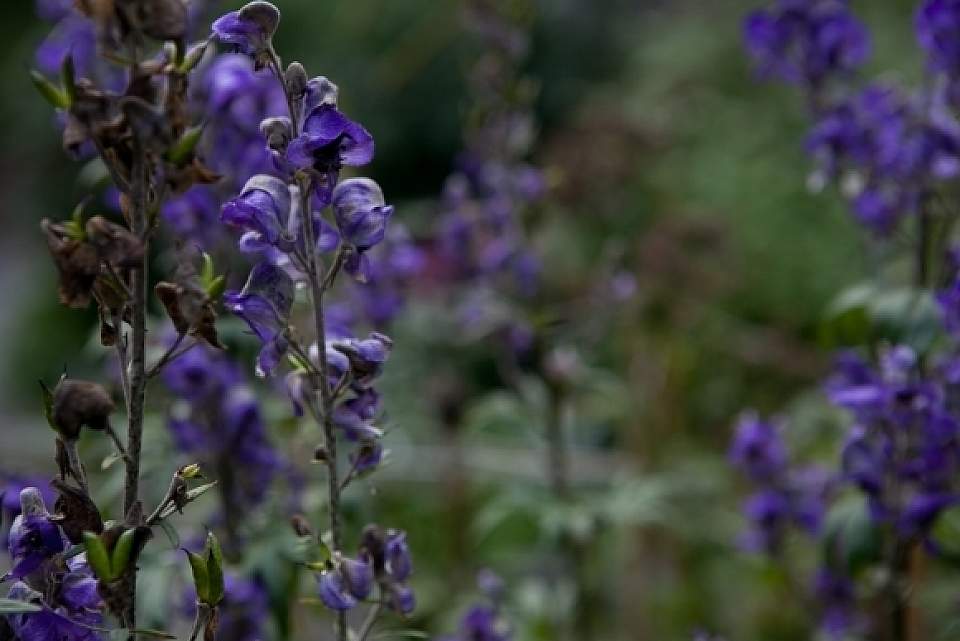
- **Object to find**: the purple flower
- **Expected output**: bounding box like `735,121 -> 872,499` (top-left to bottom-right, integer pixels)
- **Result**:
813,568 -> 856,637
5,553 -> 103,641
162,187 -> 221,248
211,3 -> 280,56
163,346 -> 279,511
340,555 -> 374,600
332,178 -> 395,251
215,574 -> 271,641
286,105 -> 374,189
316,569 -> 358,611
6,488 -> 65,580
917,0 -> 960,75
222,174 -> 295,253
224,261 -> 295,376
385,530 -> 412,582
743,0 -> 870,90
389,583 -> 416,616
729,413 -> 787,483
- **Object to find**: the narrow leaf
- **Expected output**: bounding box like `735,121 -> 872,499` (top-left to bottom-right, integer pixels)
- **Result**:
29,71 -> 68,109
0,598 -> 42,614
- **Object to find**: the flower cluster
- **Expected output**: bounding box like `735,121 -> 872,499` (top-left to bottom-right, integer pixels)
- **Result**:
827,345 -> 960,537
806,82 -> 960,232
436,570 -> 511,641
162,53 -> 286,247
210,3 -> 414,628
3,488 -> 104,641
430,0 -> 545,344
729,413 -> 832,553
743,0 -> 870,92
162,344 -> 280,519
317,526 -> 415,614
743,0 -> 960,235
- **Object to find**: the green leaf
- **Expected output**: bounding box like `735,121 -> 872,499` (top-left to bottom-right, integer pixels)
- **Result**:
822,496 -> 882,575
0,598 -> 42,614
83,532 -> 113,582
185,481 -> 219,502
167,124 -> 205,165
184,549 -> 210,605
29,71 -> 69,109
110,528 -> 136,576
205,531 -> 225,606
931,505 -> 960,564
61,54 -> 77,105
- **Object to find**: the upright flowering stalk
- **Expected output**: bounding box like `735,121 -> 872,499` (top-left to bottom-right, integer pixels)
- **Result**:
736,1 -> 960,639
210,3 -> 414,639
21,1 -> 238,637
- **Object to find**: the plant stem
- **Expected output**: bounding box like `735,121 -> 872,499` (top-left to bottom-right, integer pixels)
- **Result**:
546,384 -> 569,500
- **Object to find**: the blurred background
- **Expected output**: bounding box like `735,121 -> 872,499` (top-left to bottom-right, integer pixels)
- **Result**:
0,1 -> 934,640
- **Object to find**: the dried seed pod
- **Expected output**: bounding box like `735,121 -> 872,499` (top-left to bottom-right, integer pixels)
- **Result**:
50,479 -> 104,544
155,281 -> 224,349
42,219 -> 101,309
52,379 -> 115,439
85,215 -> 144,268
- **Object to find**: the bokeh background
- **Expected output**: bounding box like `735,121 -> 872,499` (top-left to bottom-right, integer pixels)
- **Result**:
0,1 -> 937,640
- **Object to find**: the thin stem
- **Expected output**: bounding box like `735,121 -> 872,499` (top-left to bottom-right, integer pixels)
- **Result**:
545,384 -> 569,500
123,146 -> 149,518
147,334 -> 200,379
112,311 -> 131,410
357,595 -> 382,641
272,49 -> 346,641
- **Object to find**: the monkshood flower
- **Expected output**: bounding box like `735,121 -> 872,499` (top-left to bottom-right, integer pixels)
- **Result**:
827,346 -> 960,533
316,554 -> 374,611
222,174 -> 295,252
937,272 -> 960,335
350,223 -> 426,327
729,413 -> 832,553
224,260 -> 295,376
6,562 -> 104,641
211,1 -> 280,59
813,568 -> 858,637
806,82 -> 960,232
917,0 -> 960,79
743,0 -> 870,91
331,178 -> 393,251
436,571 -> 511,641
6,487 -> 65,580
164,345 -> 279,511
286,104 -> 375,202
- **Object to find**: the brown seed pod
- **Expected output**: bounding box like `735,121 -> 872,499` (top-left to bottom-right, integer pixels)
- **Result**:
52,379 -> 116,439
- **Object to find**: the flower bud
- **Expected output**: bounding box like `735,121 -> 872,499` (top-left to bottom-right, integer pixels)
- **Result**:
260,116 -> 292,152
284,62 -> 309,99
385,529 -> 412,582
290,514 -> 313,537
339,554 -> 374,600
239,1 -> 281,38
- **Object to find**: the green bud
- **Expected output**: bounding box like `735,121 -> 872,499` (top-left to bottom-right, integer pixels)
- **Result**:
110,528 -> 136,577
83,532 -> 113,582
178,40 -> 210,75
184,548 -> 210,604
166,124 -> 205,166
179,463 -> 203,480
204,531 -> 225,606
